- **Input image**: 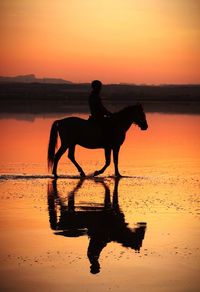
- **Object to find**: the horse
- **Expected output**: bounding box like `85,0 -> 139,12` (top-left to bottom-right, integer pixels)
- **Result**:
47,104 -> 148,177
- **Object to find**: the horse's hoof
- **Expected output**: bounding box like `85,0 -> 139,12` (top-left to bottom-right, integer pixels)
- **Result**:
93,171 -> 99,176
115,173 -> 122,178
53,173 -> 58,178
80,172 -> 86,177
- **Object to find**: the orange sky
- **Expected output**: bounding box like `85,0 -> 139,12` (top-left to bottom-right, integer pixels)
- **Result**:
0,0 -> 200,84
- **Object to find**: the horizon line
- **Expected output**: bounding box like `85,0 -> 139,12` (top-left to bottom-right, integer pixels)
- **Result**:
0,73 -> 200,86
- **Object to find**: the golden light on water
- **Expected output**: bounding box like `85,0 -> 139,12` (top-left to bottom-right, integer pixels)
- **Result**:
0,114 -> 199,172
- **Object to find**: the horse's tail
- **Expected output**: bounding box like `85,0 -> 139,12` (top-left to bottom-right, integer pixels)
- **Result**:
48,120 -> 59,171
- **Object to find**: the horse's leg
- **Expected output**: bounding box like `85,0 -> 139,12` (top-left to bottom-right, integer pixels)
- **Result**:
112,177 -> 121,211
52,146 -> 67,178
68,145 -> 86,177
94,148 -> 111,176
103,182 -> 111,210
68,179 -> 84,212
113,146 -> 122,177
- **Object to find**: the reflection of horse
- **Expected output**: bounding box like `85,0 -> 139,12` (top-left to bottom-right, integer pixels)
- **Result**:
47,178 -> 147,274
47,104 -> 148,177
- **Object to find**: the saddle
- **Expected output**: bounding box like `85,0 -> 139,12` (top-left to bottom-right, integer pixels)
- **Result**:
88,115 -> 115,142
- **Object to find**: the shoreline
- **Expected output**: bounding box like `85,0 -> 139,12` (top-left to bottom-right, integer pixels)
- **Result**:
0,83 -> 200,115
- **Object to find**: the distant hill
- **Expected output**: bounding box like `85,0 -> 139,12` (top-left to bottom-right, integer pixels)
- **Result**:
0,74 -> 73,84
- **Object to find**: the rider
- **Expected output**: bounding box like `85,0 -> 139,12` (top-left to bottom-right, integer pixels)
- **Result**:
89,80 -> 111,122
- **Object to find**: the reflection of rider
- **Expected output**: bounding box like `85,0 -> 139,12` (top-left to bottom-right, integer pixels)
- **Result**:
87,181 -> 111,274
89,80 -> 111,121
87,236 -> 107,274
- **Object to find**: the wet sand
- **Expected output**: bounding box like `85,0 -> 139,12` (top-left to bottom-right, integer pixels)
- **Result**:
0,172 -> 199,292
0,113 -> 199,291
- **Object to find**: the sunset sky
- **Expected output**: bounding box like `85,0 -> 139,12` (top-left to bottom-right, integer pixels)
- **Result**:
0,0 -> 199,84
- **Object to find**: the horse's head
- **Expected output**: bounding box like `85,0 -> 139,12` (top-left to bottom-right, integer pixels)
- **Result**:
133,104 -> 148,130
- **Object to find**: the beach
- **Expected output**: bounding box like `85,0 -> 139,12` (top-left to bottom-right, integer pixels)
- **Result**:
0,113 -> 199,291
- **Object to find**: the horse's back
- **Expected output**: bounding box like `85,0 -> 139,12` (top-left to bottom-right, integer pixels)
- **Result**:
60,116 -> 87,125
58,116 -> 87,132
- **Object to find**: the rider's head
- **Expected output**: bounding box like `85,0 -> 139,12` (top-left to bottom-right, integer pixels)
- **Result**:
91,80 -> 102,92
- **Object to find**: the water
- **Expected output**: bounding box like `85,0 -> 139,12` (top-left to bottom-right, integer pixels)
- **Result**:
0,113 -> 199,292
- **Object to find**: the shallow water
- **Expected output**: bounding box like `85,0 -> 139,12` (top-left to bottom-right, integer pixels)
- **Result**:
0,113 -> 199,292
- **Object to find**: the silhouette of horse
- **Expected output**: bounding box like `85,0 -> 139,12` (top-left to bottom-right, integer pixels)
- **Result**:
47,178 -> 147,274
48,104 -> 148,177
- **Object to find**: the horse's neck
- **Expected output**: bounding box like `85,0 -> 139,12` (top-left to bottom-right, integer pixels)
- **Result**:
123,117 -> 133,132
117,111 -> 134,133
